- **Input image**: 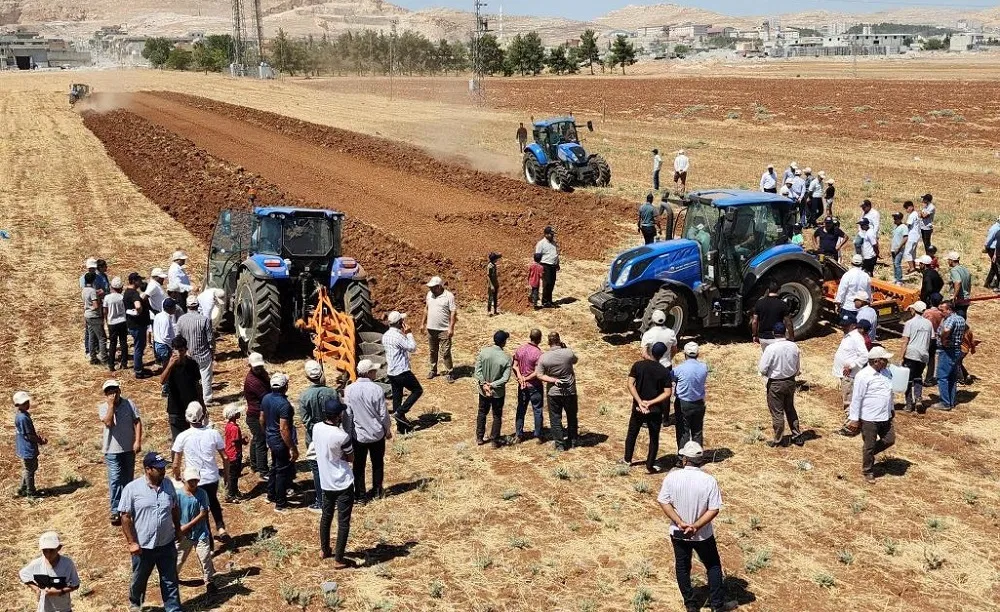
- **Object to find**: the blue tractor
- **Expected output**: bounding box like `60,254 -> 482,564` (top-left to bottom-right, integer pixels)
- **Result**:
522,117 -> 611,191
588,190 -> 825,339
206,207 -> 374,357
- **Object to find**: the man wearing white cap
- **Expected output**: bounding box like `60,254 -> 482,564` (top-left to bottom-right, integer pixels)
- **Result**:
917,254 -> 943,305
641,309 -> 678,367
383,310 -> 422,431
423,276 -> 457,382
167,250 -> 193,311
98,379 -> 142,525
172,402 -> 228,538
176,296 -> 215,405
19,531 -> 80,612
104,276 -> 130,372
673,149 -> 689,193
672,342 -> 709,457
844,347 -> 896,483
243,352 -> 270,478
299,360 -> 341,512
80,258 -> 99,356
853,292 -> 877,343
946,252 -> 972,319
899,301 -> 932,412
196,287 -> 226,331
344,359 -> 393,501
824,177 -> 836,217
902,201 -> 921,273
806,168 -> 824,227
658,441 -> 736,612
262,372 -> 298,512
834,254 -> 872,316
759,164 -> 776,193
144,268 -> 169,315
782,161 -> 797,185
14,391 -> 47,498
82,270 -> 108,366
789,169 -> 805,206
757,322 -> 804,448
832,314 -> 868,411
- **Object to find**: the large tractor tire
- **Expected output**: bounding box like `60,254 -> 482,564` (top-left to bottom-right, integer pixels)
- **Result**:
759,267 -> 824,340
523,153 -> 547,186
234,268 -> 282,357
640,286 -> 688,337
590,155 -> 612,187
548,164 -> 572,192
343,279 -> 374,332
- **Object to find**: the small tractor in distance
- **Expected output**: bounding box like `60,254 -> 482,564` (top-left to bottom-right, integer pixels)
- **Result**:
207,207 -> 382,379
69,83 -> 91,106
522,117 -> 611,191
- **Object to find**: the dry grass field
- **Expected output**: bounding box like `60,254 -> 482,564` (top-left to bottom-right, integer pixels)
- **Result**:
1,62 -> 999,612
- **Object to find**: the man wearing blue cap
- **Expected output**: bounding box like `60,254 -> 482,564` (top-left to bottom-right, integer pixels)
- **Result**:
623,341 -> 672,473
758,323 -> 804,447
313,398 -> 355,569
118,451 -> 182,612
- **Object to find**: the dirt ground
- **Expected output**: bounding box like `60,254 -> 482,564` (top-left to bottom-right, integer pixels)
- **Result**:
1,66 -> 999,612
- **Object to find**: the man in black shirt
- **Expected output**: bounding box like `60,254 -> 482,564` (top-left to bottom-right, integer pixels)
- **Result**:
123,272 -> 151,378
159,336 -> 203,440
917,255 -> 944,304
752,280 -> 794,349
813,217 -> 846,261
622,342 -> 673,474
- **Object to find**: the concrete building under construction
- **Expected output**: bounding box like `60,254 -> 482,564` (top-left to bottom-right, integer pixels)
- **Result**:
0,27 -> 92,70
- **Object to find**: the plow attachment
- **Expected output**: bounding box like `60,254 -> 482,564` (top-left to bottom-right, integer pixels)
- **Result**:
298,287 -> 360,382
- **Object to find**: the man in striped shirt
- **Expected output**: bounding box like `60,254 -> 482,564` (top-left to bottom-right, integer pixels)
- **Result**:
175,296 -> 214,405
382,311 -> 421,434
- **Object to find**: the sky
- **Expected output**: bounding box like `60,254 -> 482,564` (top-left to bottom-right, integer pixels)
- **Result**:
393,0 -> 997,21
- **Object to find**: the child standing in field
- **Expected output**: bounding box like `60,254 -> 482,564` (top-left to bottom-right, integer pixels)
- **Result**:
486,252 -> 501,316
13,391 -> 47,498
528,253 -> 544,310
177,466 -> 217,593
223,404 -> 247,503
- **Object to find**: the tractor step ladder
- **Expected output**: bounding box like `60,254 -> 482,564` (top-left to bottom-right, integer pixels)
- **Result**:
297,287 -> 359,382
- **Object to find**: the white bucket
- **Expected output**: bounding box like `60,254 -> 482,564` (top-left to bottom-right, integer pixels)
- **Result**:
888,365 -> 909,394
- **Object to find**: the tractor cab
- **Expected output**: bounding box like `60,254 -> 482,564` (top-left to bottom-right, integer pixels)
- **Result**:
523,117 -> 608,191
531,117 -> 590,166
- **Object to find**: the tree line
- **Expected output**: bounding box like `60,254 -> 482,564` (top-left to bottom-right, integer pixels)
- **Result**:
141,28 -> 640,76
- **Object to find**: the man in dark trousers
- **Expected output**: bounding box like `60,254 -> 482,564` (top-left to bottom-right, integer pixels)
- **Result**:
673,342 -> 709,457
757,322 -> 804,447
917,255 -> 944,305
474,330 -> 513,448
159,336 -> 202,441
343,359 -> 392,502
262,372 -> 298,512
516,122 -> 528,152
535,332 -> 579,451
623,342 -> 672,473
638,194 -> 657,245
534,226 -> 560,308
243,353 -> 270,479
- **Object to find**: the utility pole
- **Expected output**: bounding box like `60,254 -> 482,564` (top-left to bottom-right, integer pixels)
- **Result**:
390,18 -> 398,101
471,0 -> 490,103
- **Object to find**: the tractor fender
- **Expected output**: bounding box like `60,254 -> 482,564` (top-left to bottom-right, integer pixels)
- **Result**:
657,280 -> 704,320
525,142 -> 548,166
329,256 -> 367,286
243,254 -> 290,280
743,248 -> 823,294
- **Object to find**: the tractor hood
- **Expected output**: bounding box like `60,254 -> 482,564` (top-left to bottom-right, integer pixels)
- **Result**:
556,143 -> 588,165
609,239 -> 703,289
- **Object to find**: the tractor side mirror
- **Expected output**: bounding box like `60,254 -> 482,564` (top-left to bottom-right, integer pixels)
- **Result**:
586,120 -> 594,132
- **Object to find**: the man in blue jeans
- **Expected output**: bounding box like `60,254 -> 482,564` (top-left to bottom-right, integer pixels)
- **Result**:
932,301 -> 966,411
673,342 -> 710,459
263,373 -> 299,512
124,273 -> 151,378
513,329 -> 545,443
98,379 -> 142,526
118,452 -> 182,612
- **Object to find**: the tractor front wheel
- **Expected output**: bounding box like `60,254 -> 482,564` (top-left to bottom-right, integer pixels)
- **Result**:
641,287 -> 688,337
548,164 -> 571,192
590,155 -> 612,187
342,279 -> 374,332
234,268 -> 282,357
523,154 -> 547,186
760,268 -> 824,340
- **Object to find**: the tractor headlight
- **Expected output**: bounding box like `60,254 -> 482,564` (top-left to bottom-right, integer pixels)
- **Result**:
615,263 -> 633,287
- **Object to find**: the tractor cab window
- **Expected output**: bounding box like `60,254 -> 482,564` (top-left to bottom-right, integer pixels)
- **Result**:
717,204 -> 788,288
682,200 -> 719,274
282,216 -> 335,257
252,216 -> 283,255
562,123 -> 579,143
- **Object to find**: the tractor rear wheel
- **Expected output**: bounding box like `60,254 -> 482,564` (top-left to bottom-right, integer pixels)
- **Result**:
343,279 -> 374,332
759,268 -> 824,340
234,268 -> 282,357
641,287 -> 688,337
548,164 -> 571,192
523,154 -> 547,186
591,155 -> 612,187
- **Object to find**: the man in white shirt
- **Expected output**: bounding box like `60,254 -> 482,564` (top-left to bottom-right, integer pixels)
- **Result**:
171,402 -> 229,537
382,310 -> 421,432
344,359 -> 393,502
144,268 -> 168,314
652,148 -> 662,191
312,400 -> 355,569
658,441 -> 736,612
19,531 -> 80,612
673,149 -> 689,193
640,309 -> 677,369
197,288 -> 226,330
857,218 -> 879,275
899,301 -> 932,412
834,255 -> 872,315
853,292 -> 878,343
782,161 -> 797,185
832,315 -> 869,411
844,347 -> 896,483
918,193 -> 935,252
422,276 -> 457,382
757,322 -> 803,447
168,251 -> 193,311
152,298 -> 178,368
104,276 -> 129,372
789,170 -> 806,203
759,164 -> 777,193
534,226 -> 560,307
902,201 -> 921,273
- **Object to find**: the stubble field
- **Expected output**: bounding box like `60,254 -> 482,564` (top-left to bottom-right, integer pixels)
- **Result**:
1,64 -> 999,612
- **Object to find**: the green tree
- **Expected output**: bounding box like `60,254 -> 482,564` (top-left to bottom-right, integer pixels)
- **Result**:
610,34 -> 637,74
450,40 -> 469,74
922,37 -> 946,51
165,46 -> 193,70
192,35 -> 231,72
579,29 -> 600,74
270,29 -> 300,75
141,38 -> 173,68
521,32 -> 546,75
546,44 -> 571,75
470,33 -> 504,75
506,33 -> 526,75
565,46 -> 581,74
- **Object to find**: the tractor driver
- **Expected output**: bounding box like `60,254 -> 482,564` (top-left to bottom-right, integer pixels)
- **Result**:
252,217 -> 282,255
562,123 -> 579,144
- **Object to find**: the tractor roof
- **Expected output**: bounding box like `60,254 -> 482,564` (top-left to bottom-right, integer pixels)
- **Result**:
687,189 -> 794,208
533,117 -> 575,128
254,206 -> 342,218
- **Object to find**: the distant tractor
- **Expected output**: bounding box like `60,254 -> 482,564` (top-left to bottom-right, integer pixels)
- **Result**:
69,83 -> 91,106
522,117 -> 611,191
207,207 -> 382,378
